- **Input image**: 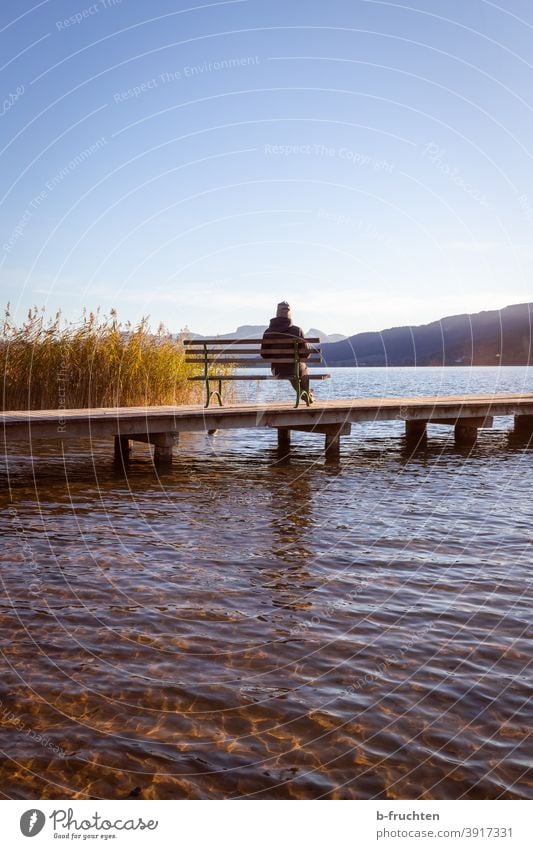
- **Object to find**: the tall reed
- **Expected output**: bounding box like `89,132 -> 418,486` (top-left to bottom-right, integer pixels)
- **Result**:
1,305 -> 204,410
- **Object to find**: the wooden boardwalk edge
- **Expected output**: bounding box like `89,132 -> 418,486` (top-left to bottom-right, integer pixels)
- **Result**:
2,395 -> 533,465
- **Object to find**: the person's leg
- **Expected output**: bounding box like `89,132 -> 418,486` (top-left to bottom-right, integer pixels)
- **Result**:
273,367 -> 297,394
299,370 -> 310,396
289,369 -> 310,397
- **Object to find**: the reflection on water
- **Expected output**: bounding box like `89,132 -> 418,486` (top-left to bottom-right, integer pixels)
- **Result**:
0,368 -> 532,799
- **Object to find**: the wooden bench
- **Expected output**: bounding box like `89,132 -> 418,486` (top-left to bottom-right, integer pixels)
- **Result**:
184,336 -> 331,408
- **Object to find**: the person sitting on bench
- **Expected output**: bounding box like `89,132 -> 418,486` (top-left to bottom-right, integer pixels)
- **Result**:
261,301 -> 312,397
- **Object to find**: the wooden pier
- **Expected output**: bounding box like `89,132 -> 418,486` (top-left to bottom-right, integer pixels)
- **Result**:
2,393 -> 533,466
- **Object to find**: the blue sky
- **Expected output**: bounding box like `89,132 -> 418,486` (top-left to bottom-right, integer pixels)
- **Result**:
1,0 -> 532,335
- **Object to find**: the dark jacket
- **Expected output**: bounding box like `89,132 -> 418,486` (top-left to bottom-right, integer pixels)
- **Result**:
260,317 -> 310,377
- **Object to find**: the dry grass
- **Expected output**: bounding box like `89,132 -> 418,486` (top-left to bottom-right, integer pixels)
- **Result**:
1,305 -> 205,411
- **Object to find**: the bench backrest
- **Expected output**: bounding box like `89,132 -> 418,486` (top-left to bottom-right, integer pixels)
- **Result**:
184,337 -> 323,367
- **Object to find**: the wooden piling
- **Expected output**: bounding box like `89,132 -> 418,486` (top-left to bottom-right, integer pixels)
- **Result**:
153,443 -> 174,466
454,423 -> 478,446
114,435 -> 130,465
514,414 -> 533,436
277,428 -> 291,455
127,432 -> 177,467
289,422 -> 350,459
405,420 -> 427,446
151,434 -> 176,467
324,431 -> 340,459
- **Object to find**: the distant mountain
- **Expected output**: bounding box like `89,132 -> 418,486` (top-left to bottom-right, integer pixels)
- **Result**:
180,325 -> 346,343
307,327 -> 347,344
322,303 -> 533,367
215,325 -> 267,339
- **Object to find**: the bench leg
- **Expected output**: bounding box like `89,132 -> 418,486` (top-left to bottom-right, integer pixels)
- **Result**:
205,378 -> 224,408
294,375 -> 313,408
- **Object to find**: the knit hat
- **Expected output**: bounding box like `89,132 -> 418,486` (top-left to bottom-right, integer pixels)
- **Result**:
276,301 -> 291,319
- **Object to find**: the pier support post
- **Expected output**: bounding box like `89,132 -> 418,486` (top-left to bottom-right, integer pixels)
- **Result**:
128,433 -> 178,467
287,422 -> 350,460
152,434 -> 177,467
433,415 -> 491,446
514,415 -> 533,438
277,428 -> 291,456
154,443 -> 173,466
454,423 -> 478,446
114,435 -> 130,466
405,420 -> 427,447
325,429 -> 341,460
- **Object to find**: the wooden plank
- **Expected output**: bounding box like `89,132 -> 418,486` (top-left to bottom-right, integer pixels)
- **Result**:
185,347 -> 321,355
183,338 -> 320,345
8,391 -> 533,467
184,357 -> 323,365
2,393 -> 533,424
8,393 -> 530,416
290,423 -> 352,436
2,396 -> 533,447
188,375 -> 275,381
431,416 -> 493,428
130,433 -> 178,447
187,374 -> 331,380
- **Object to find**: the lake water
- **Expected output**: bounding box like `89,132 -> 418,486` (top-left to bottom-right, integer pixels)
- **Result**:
0,367 -> 531,799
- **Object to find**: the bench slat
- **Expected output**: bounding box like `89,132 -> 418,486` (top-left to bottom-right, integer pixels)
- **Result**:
185,356 -> 322,367
188,374 -> 331,381
186,347 -> 320,355
183,338 -> 320,345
